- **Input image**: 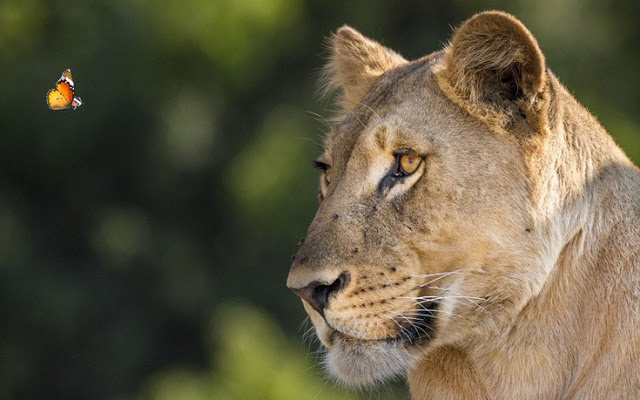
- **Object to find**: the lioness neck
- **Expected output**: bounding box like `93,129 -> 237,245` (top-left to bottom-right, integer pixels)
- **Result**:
409,74 -> 640,400
473,75 -> 640,399
530,73 -> 635,221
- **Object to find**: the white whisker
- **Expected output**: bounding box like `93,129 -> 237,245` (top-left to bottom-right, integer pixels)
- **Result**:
408,300 -> 456,317
401,312 -> 447,323
428,286 -> 488,310
412,270 -> 464,279
428,286 -> 486,301
417,271 -> 462,288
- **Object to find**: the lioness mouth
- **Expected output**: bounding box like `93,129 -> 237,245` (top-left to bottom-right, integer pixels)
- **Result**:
391,300 -> 438,345
328,301 -> 439,346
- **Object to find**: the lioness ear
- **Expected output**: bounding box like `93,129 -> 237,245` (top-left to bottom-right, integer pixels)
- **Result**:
437,11 -> 548,132
323,25 -> 407,112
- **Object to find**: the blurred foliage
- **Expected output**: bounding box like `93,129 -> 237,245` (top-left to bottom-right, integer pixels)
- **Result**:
140,304 -> 367,400
0,0 -> 638,399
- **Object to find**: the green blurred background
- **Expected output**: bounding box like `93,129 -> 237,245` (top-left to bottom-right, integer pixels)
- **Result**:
1,0 -> 638,399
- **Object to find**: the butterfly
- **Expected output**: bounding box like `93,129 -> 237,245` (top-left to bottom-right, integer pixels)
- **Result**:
46,69 -> 83,110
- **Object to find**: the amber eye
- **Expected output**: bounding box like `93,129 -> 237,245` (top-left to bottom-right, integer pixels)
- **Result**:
397,154 -> 422,176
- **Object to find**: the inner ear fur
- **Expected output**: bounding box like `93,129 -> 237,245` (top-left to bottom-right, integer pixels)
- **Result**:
436,11 -> 549,132
322,25 -> 407,112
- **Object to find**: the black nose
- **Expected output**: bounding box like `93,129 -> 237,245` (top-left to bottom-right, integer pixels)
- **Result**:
290,273 -> 349,316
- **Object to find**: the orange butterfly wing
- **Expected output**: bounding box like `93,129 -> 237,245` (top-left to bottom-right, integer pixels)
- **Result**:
46,69 -> 82,110
47,87 -> 71,110
55,79 -> 74,104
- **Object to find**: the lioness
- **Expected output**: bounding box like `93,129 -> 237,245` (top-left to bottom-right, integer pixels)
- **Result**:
287,11 -> 640,399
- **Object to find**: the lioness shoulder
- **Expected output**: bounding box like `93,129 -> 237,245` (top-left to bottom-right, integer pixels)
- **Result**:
288,11 -> 640,399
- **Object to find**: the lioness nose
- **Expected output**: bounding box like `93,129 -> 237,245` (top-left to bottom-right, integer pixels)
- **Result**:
290,272 -> 349,316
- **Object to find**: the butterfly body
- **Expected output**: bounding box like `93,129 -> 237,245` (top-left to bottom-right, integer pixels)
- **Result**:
47,69 -> 83,110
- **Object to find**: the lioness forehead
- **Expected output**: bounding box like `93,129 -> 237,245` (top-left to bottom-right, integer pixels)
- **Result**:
321,52 -> 475,171
322,56 -> 440,162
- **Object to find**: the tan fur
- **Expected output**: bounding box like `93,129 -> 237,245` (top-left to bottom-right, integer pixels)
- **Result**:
288,11 -> 640,399
435,12 -> 549,134
321,25 -> 407,112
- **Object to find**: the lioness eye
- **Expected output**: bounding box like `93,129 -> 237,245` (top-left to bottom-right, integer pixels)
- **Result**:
397,154 -> 422,176
313,160 -> 332,187
324,167 -> 332,186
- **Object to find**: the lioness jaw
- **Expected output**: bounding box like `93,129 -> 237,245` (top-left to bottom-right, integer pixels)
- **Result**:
287,10 -> 640,399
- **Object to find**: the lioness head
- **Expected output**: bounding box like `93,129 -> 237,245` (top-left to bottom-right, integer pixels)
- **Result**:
287,11 -> 573,387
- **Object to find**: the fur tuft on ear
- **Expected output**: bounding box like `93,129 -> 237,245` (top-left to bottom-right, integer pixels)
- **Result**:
436,11 -> 549,133
321,26 -> 407,112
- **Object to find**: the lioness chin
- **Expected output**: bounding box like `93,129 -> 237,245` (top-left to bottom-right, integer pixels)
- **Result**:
287,11 -> 640,399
